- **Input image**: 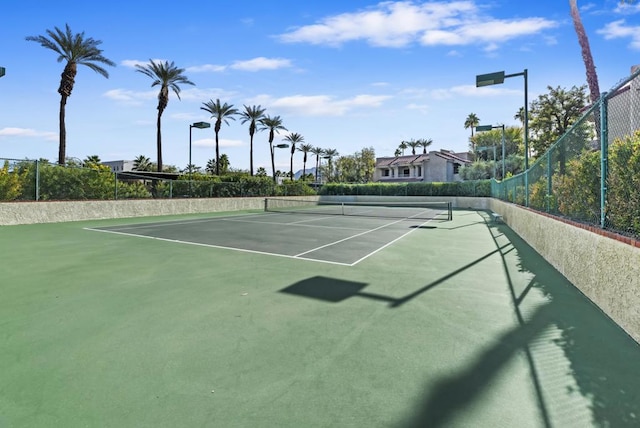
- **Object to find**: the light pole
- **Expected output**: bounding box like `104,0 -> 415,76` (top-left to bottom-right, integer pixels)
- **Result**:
476,124 -> 506,179
0,67 -> 5,78
476,69 -> 528,203
273,143 -> 289,183
189,121 -> 210,197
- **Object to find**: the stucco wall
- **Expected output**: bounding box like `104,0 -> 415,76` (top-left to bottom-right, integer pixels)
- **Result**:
490,199 -> 640,343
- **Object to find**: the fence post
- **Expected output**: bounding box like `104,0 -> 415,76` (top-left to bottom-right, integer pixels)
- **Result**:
114,172 -> 118,200
547,149 -> 552,213
600,92 -> 608,229
35,159 -> 40,201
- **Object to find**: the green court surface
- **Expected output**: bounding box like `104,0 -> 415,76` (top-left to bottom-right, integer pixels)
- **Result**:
1,209 -> 639,427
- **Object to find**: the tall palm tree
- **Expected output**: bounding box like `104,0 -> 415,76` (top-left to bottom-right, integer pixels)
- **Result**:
311,146 -> 325,183
407,139 -> 420,155
26,24 -> 115,165
464,113 -> 480,138
259,115 -> 287,182
201,99 -> 239,175
136,60 -> 194,172
569,0 -> 601,138
398,141 -> 408,155
394,148 -> 402,157
239,104 -> 266,176
283,133 -> 305,180
323,148 -> 339,183
419,138 -> 433,154
297,143 -> 314,180
514,107 -> 526,124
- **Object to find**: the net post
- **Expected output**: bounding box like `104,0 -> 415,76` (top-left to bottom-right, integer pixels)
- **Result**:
264,198 -> 268,212
448,202 -> 452,221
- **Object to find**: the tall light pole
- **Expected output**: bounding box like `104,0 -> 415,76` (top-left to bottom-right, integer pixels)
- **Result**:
273,143 -> 289,183
476,69 -> 528,203
189,121 -> 210,197
476,124 -> 506,179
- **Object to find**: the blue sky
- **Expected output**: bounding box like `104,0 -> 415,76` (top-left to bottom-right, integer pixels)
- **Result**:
1,0 -> 639,173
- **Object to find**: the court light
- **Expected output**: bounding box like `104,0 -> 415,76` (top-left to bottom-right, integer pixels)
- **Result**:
189,121 -> 211,197
476,68 -> 529,204
476,124 -> 506,179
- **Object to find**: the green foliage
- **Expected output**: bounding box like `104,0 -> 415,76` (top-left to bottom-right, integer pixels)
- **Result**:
0,162 -> 23,200
606,131 -> 640,234
319,181 -> 490,197
553,150 -> 601,222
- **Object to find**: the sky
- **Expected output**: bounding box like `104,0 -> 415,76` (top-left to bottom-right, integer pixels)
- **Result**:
1,0 -> 639,174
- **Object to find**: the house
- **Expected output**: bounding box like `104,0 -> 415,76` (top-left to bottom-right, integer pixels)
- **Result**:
374,150 -> 471,182
102,160 -> 135,172
607,65 -> 640,144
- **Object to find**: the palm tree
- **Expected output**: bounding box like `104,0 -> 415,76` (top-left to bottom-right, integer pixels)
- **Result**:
83,155 -> 101,166
259,115 -> 287,182
205,159 -> 216,175
398,141 -> 408,155
239,104 -> 266,176
297,143 -> 314,180
514,107 -> 526,124
464,113 -> 480,138
418,138 -> 433,154
570,0 -> 601,138
136,60 -> 194,172
219,154 -> 230,175
283,133 -> 305,180
311,146 -> 325,183
26,24 -> 115,165
133,155 -> 152,171
394,148 -> 402,157
323,148 -> 339,182
201,99 -> 239,175
407,139 -> 420,155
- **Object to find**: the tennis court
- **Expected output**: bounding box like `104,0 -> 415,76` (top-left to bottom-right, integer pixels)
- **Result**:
85,199 -> 453,266
1,203 -> 639,427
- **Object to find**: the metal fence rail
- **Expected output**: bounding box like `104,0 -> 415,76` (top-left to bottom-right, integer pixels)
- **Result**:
492,67 -> 640,240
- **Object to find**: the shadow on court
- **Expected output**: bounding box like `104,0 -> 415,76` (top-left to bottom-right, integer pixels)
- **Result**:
280,212 -> 640,427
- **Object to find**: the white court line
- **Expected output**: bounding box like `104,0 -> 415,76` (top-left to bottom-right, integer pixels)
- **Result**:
221,217 -> 369,231
84,227 -> 353,266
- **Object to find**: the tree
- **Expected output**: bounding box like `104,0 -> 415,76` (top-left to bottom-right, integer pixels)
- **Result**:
26,24 -> 115,165
464,113 -> 480,138
406,139 -> 420,155
398,141 -> 408,155
418,138 -> 433,154
256,167 -> 268,177
239,105 -> 266,176
394,148 -> 402,157
259,115 -> 288,182
297,143 -> 314,180
323,148 -> 339,182
133,155 -> 152,171
283,133 -> 305,180
218,154 -> 230,175
205,159 -> 216,175
201,99 -> 238,175
311,146 -> 325,183
136,60 -> 194,172
529,85 -> 589,155
84,155 -> 101,166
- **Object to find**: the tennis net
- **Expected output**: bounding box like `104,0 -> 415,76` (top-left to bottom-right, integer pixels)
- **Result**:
264,198 -> 452,221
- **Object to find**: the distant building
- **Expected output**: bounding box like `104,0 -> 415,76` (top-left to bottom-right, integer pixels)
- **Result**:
102,160 -> 135,172
374,150 -> 471,182
607,65 -> 640,144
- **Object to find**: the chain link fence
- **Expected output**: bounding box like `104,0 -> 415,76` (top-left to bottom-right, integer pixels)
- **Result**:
492,67 -> 640,240
0,159 -> 314,201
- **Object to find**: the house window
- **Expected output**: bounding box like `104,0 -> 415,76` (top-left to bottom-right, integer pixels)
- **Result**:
453,163 -> 460,174
403,168 -> 410,177
417,166 -> 422,176
383,169 -> 390,177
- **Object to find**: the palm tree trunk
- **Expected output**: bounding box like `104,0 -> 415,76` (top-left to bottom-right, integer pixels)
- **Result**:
215,133 -> 220,176
249,133 -> 254,176
156,111 -> 163,172
58,95 -> 67,165
270,143 -> 276,183
290,151 -> 294,181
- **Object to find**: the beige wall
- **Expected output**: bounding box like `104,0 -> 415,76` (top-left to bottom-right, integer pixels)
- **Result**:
490,199 -> 640,344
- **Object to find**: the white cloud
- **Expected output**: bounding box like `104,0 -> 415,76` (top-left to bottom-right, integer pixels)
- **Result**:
246,93 -> 391,116
278,1 -> 557,49
0,127 -> 57,141
187,64 -> 227,73
598,19 -> 640,49
121,59 -> 166,68
230,57 -> 292,71
431,84 -> 522,100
